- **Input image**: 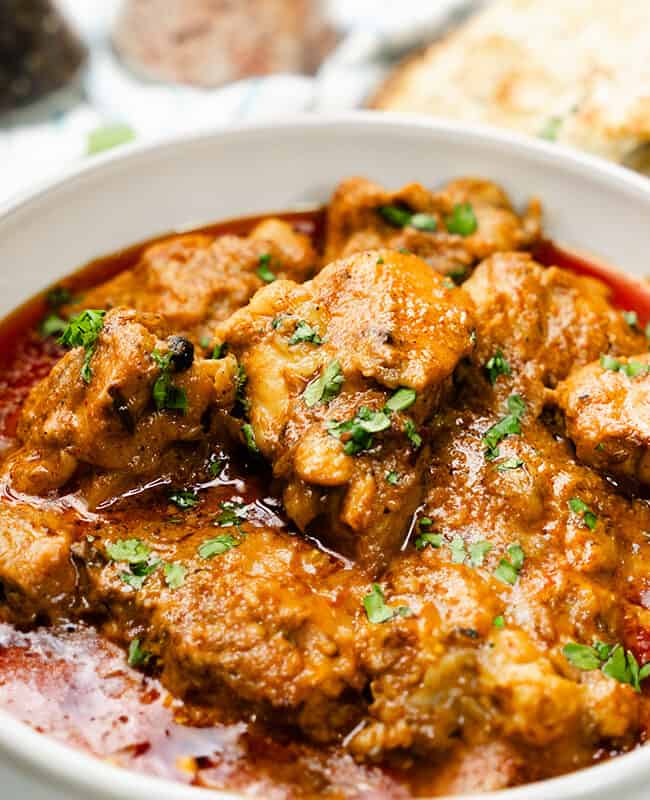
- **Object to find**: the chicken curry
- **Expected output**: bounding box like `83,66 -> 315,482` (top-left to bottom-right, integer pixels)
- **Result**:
0,176 -> 649,798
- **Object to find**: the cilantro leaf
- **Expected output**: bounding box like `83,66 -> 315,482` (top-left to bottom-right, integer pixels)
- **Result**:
105,538 -> 151,564
289,320 -> 323,346
163,562 -> 187,590
469,540 -> 493,566
59,309 -> 106,383
483,394 -> 526,460
169,489 -> 199,510
127,638 -> 150,668
568,497 -> 598,530
446,203 -> 478,236
198,533 -> 240,559
485,349 -> 511,385
257,253 -> 277,283
304,360 -> 344,407
385,387 -> 417,413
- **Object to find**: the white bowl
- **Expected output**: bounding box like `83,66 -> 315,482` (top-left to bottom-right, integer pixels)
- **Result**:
0,113 -> 649,800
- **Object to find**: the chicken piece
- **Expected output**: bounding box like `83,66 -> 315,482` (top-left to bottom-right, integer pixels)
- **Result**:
86,519 -> 367,741
0,502 -> 78,625
65,220 -> 317,342
324,176 -> 541,279
464,252 -> 645,411
3,308 -> 238,507
556,352 -> 650,485
347,408 -> 646,763
214,249 -> 475,574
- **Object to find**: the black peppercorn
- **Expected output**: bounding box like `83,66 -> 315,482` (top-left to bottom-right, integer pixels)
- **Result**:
167,335 -> 194,372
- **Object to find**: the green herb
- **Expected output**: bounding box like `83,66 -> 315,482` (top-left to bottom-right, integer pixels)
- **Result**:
208,457 -> 225,478
469,540 -> 493,566
378,205 -> 412,227
235,363 -> 249,412
303,360 -> 344,407
211,341 -> 227,359
151,349 -> 188,413
398,248 -> 411,255
415,531 -> 443,550
106,538 -> 151,564
39,312 -> 68,338
46,286 -> 72,308
241,422 -> 259,453
448,268 -> 467,285
169,489 -> 199,510
539,116 -> 562,141
485,349 -> 511,385
127,638 -> 151,668
449,536 -> 467,564
198,533 -> 239,559
418,516 -> 432,529
376,256 -> 385,265
494,543 -> 525,585
410,213 -> 437,232
442,277 -> 455,289
496,456 -> 525,472
563,641 -> 650,692
600,354 -> 650,378
121,557 -> 161,590
163,562 -> 187,590
257,253 -> 276,283
271,315 -> 287,329
404,418 -> 422,449
446,203 -> 478,236
623,310 -> 639,330
59,309 -> 106,383
385,471 -> 400,485
289,320 -> 323,346
216,500 -> 247,527
563,642 -> 602,671
88,123 -> 135,155
385,387 -> 417,413
568,497 -> 597,530
363,583 -> 412,623
493,615 -> 505,629
328,406 -> 391,456
483,395 -> 526,460
199,336 -> 211,349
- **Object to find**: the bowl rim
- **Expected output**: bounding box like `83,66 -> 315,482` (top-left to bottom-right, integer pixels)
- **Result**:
1,111 -> 649,800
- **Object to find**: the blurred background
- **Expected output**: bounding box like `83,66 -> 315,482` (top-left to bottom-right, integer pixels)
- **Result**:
1,0 -> 648,204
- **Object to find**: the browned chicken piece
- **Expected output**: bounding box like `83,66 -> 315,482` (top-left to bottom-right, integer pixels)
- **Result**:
323,176 -> 541,279
85,518 -> 367,741
556,352 -> 650,485
463,253 -> 646,411
65,219 -> 317,343
214,249 -> 475,574
0,502 -> 78,625
3,308 -> 237,507
348,408 -> 647,767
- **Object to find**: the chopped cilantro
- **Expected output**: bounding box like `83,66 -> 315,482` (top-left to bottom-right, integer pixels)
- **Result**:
623,310 -> 639,330
303,360 -> 344,407
485,349 -> 511,385
446,203 -> 478,236
363,583 -> 412,623
234,363 -> 249,413
404,417 -> 422,449
211,341 -> 227,359
328,406 -> 391,455
39,312 -> 68,338
568,497 -> 597,530
199,336 -> 211,349
241,422 -> 259,453
563,641 -> 650,692
121,558 -> 161,590
410,213 -> 437,232
257,253 -> 277,283
46,286 -> 72,309
378,205 -> 412,228
59,309 -> 106,383
289,320 -> 323,346
208,457 -> 225,478
127,638 -> 150,668
163,562 -> 187,590
169,489 -> 199,510
105,538 -> 151,564
496,456 -> 524,472
216,500 -> 246,527
494,543 -> 525,585
449,536 -> 467,564
563,642 -> 602,671
493,615 -> 505,629
151,349 -> 188,413
198,533 -> 239,559
376,256 -> 385,265
483,395 -> 526,460
600,354 -> 650,378
385,471 -> 400,485
385,387 -> 417,413
469,540 -> 493,566
415,531 -> 443,550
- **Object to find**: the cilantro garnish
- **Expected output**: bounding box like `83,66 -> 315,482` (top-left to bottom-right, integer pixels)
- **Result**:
127,638 -> 151,668
198,533 -> 240,559
485,349 -> 511,385
563,641 -> 650,692
600,354 -> 650,378
289,320 -> 323,346
151,349 -> 188,413
568,497 -> 597,530
168,489 -> 199,510
363,583 -> 412,624
257,253 -> 277,283
494,543 -> 525,585
303,360 -> 344,407
445,203 -> 478,236
483,395 -> 526,460
59,309 -> 106,383
163,562 -> 187,590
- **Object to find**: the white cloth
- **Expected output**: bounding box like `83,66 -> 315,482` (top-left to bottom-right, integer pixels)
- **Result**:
0,0 -> 476,204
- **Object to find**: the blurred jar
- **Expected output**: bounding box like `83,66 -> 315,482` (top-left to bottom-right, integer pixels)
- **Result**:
0,0 -> 85,112
112,0 -> 338,88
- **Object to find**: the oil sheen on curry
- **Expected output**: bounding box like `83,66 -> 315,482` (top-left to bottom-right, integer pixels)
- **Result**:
1,176 -> 649,798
